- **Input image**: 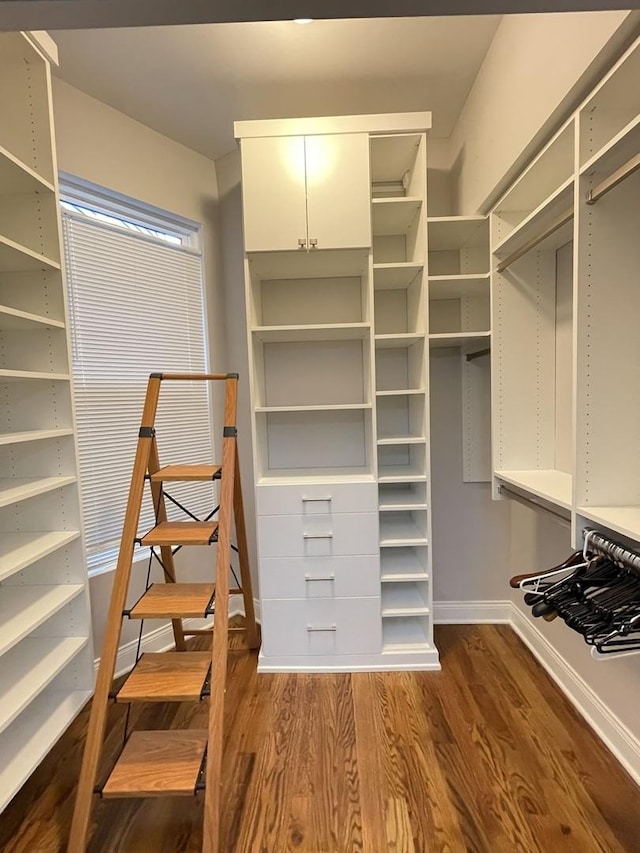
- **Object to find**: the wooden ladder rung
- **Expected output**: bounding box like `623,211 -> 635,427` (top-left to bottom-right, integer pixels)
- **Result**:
102,730 -> 208,798
140,520 -> 218,546
128,583 -> 215,619
115,652 -> 211,703
150,464 -> 222,482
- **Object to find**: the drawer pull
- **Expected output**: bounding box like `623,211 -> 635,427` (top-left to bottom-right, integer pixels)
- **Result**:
301,496 -> 332,502
305,574 -> 335,582
303,532 -> 333,539
307,624 -> 337,632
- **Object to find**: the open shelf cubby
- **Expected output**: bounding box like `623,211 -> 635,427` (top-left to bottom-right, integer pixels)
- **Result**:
382,616 -> 431,652
376,391 -> 426,443
573,164 -> 640,542
427,216 -> 489,276
492,213 -> 574,509
378,482 -> 428,511
372,199 -> 425,265
380,546 -> 429,581
370,133 -> 426,199
374,268 -> 425,334
379,510 -> 428,547
378,443 -> 427,483
375,339 -> 425,393
381,581 -> 429,616
579,38 -> 640,169
491,121 -> 575,249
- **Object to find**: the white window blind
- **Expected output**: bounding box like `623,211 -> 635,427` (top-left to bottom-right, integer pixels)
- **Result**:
62,208 -> 215,576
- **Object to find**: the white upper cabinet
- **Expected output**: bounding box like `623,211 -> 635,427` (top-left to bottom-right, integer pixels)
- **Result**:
240,133 -> 371,252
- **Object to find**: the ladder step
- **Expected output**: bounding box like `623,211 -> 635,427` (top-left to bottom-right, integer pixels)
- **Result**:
150,464 -> 221,482
102,730 -> 207,798
128,583 -> 215,619
141,520 -> 218,546
116,652 -> 211,703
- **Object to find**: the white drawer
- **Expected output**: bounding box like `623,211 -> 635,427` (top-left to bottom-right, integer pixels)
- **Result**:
259,555 -> 380,599
257,512 -> 379,558
261,597 -> 382,657
256,481 -> 377,516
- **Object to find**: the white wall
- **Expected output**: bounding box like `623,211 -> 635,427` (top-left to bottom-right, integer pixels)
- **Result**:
449,10 -> 638,213
430,349 -> 511,601
52,79 -> 230,657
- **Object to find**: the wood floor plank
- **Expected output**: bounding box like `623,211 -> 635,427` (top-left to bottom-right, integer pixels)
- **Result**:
1,624 -> 638,853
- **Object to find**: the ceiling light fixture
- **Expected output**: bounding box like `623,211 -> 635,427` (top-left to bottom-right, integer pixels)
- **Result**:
293,18 -> 313,24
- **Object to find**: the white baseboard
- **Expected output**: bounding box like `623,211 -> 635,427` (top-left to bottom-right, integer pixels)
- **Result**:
434,600 -> 512,623
510,604 -> 640,787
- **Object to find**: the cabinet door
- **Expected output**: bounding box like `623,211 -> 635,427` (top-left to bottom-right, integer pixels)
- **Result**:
305,133 -> 371,250
240,136 -> 307,252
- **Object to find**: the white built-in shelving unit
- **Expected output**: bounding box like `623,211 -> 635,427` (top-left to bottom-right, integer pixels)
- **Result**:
237,114 -> 439,671
492,34 -> 640,551
0,32 -> 93,811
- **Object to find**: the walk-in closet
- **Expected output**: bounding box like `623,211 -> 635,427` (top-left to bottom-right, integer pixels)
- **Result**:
0,7 -> 639,852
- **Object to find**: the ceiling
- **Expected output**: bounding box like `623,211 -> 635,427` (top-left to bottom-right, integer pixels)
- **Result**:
53,16 -> 502,161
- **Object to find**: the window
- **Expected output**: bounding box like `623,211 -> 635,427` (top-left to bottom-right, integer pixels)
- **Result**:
61,176 -> 214,576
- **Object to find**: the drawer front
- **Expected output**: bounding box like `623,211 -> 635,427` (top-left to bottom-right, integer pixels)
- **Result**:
261,597 -> 382,657
256,481 -> 377,517
257,512 -> 379,558
259,555 -> 380,599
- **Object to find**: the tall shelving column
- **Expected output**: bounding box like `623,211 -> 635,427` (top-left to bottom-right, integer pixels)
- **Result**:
370,133 -> 434,657
0,32 -> 93,812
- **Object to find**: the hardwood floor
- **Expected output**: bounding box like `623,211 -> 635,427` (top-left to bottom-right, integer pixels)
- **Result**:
1,624 -> 638,852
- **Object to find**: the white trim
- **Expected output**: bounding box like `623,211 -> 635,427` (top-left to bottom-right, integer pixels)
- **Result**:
433,600 -> 512,623
235,112 -> 432,140
22,31 -> 59,65
511,604 -> 640,787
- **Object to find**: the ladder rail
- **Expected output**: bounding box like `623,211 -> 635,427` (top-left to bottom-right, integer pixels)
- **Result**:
68,376 -> 163,853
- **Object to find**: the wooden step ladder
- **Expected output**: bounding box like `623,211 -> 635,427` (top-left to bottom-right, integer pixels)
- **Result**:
68,372 -> 259,853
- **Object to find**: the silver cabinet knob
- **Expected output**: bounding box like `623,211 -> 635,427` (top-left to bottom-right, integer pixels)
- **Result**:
309,238 -> 318,248
298,238 -> 307,249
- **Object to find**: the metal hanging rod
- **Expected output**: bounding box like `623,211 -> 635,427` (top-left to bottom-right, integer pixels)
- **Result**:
465,347 -> 490,362
498,485 -> 571,527
583,527 -> 640,576
496,207 -> 573,273
585,151 -> 640,205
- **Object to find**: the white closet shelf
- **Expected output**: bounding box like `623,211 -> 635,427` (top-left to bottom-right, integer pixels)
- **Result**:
373,262 -> 424,290
0,636 -> 88,735
248,248 -> 369,279
577,506 -> 640,543
258,469 -> 375,485
375,333 -> 424,349
0,584 -> 85,657
377,435 -> 426,446
0,304 -> 65,331
379,516 -> 428,547
376,388 -> 425,397
429,332 -> 490,349
496,469 -> 572,511
0,369 -> 70,382
382,618 -> 431,652
0,530 -> 80,582
255,403 -> 372,413
427,216 -> 489,251
370,133 -> 422,186
493,177 -> 574,256
378,465 -> 427,484
378,487 -> 428,511
381,583 -> 429,616
428,274 -> 490,300
371,197 -> 422,235
0,234 -> 60,273
579,114 -> 640,178
0,475 -> 77,508
0,685 -> 91,812
0,144 -> 56,195
381,550 -> 429,582
0,428 -> 74,447
252,323 -> 370,342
